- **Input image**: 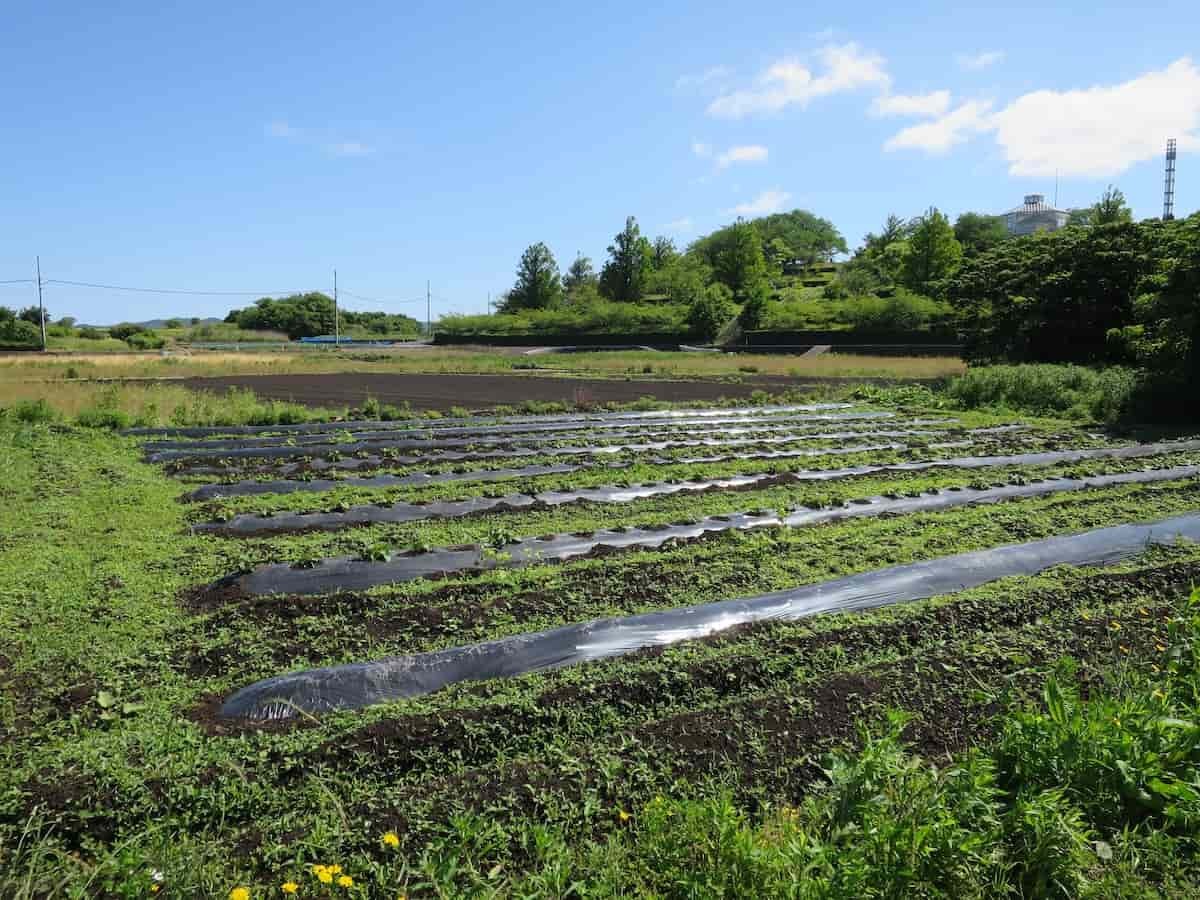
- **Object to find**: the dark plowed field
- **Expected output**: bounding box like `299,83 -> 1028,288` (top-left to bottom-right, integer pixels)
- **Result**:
181,372 -> 924,410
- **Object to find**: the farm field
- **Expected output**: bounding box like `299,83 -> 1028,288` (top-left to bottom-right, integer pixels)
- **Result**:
4,390 -> 1200,896
0,346 -> 965,387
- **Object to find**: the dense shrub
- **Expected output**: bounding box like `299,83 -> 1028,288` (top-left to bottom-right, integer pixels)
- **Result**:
945,364 -> 1137,422
125,330 -> 166,350
6,398 -> 57,424
75,407 -> 132,429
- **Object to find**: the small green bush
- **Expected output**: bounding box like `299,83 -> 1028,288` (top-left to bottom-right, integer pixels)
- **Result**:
9,398 -> 57,424
75,407 -> 132,429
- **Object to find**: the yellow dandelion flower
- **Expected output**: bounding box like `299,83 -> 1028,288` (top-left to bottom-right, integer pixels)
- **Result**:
318,870 -> 333,885
337,875 -> 353,888
329,865 -> 342,875
311,865 -> 327,877
618,810 -> 632,822
382,831 -> 400,848
282,883 -> 299,895
229,888 -> 251,900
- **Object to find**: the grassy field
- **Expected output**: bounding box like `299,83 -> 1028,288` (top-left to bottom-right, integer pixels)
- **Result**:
0,347 -> 965,384
3,387 -> 1200,897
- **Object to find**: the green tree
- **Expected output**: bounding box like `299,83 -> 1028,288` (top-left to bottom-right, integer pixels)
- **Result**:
1069,186 -> 1134,228
687,283 -> 735,341
953,212 -> 1008,257
562,254 -> 597,294
651,236 -> 678,270
764,237 -> 794,274
600,217 -> 653,302
645,254 -> 710,305
502,242 -> 563,311
18,306 -> 46,326
947,219 -> 1157,363
753,210 -> 847,263
714,218 -> 770,300
164,318 -> 183,329
901,208 -> 963,296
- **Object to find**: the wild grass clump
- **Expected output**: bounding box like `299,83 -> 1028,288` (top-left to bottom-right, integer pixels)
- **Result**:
946,364 -> 1137,422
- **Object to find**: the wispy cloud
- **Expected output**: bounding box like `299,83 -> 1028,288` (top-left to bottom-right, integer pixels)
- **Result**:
692,141 -> 713,158
956,50 -> 1004,71
726,189 -> 791,217
664,217 -> 695,233
707,43 -> 889,118
716,145 -> 769,168
883,57 -> 1200,176
884,100 -> 994,153
870,90 -> 952,118
265,121 -> 376,158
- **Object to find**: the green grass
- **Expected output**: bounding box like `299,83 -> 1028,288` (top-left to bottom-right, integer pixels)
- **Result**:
5,403 -> 1200,897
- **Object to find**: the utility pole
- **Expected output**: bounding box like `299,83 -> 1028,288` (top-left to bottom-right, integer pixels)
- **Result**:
333,269 -> 339,348
487,292 -> 491,315
36,256 -> 46,351
426,280 -> 431,341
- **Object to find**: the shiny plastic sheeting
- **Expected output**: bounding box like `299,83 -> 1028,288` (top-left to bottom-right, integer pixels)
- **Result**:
129,403 -> 852,439
146,411 -> 899,452
229,464 -> 1200,597
197,471 -> 790,536
147,420 -> 944,464
220,510 -> 1200,719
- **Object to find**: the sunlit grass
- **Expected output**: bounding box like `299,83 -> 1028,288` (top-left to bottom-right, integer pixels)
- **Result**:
0,346 -> 964,383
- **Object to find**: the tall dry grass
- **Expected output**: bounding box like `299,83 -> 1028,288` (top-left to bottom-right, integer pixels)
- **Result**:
0,347 -> 964,383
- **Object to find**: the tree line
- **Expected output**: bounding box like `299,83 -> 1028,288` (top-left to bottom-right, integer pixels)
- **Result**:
223,293 -> 422,340
496,210 -> 847,340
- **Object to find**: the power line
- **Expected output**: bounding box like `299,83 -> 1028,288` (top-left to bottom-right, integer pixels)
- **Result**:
0,278 -> 34,284
43,279 -> 307,296
337,288 -> 426,306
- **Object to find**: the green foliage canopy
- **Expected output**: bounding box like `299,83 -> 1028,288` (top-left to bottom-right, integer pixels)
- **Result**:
503,242 -> 564,312
600,217 -> 653,302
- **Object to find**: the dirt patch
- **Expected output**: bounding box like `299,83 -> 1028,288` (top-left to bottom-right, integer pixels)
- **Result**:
179,372 -> 920,412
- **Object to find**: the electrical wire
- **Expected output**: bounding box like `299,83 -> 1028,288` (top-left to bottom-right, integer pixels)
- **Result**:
0,279 -> 34,284
337,289 -> 426,306
43,279 -> 307,296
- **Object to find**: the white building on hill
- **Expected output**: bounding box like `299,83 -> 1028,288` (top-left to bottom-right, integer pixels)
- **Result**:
1003,194 -> 1070,236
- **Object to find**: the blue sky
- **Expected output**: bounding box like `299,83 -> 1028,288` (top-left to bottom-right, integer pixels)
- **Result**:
1,1 -> 1197,323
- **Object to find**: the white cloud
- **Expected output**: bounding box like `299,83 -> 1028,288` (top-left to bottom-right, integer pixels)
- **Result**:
716,145 -> 769,168
266,120 -> 298,138
676,66 -> 733,91
883,100 -> 994,153
990,58 -> 1200,176
871,90 -> 952,118
692,141 -> 712,158
664,217 -> 695,233
707,43 -> 889,118
726,189 -> 791,217
883,58 -> 1200,176
328,141 -> 374,157
956,51 -> 1004,71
